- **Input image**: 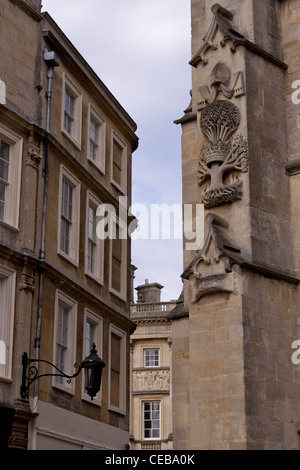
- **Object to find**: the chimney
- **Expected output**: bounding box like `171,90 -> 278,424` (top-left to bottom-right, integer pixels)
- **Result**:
136,280 -> 164,303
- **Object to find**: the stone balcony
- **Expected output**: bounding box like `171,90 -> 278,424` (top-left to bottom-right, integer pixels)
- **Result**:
130,301 -> 176,320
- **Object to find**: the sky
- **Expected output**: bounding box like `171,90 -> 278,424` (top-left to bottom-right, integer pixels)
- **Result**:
41,0 -> 192,302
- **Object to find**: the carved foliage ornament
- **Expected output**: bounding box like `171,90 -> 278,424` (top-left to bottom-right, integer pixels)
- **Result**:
198,100 -> 248,208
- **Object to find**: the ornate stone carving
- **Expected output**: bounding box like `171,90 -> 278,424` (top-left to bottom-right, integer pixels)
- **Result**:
198,100 -> 248,208
181,213 -> 245,302
189,3 -> 287,71
26,144 -> 41,169
133,369 -> 170,392
198,62 -> 245,109
19,273 -> 35,292
189,4 -> 245,68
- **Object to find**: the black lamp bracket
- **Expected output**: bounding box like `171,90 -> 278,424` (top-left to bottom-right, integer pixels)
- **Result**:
20,352 -> 82,399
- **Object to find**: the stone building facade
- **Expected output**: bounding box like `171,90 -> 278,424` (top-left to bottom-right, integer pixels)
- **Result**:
173,0 -> 300,449
0,0 -> 138,449
130,280 -> 175,450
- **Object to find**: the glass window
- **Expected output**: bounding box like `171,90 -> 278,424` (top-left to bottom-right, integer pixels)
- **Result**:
89,119 -> 99,162
61,74 -> 82,148
144,401 -> 160,439
112,138 -> 122,187
108,325 -> 126,413
58,166 -> 81,265
64,89 -> 75,135
55,305 -> 69,384
145,348 -> 159,367
0,140 -> 10,221
85,319 -> 96,357
0,266 -> 16,380
111,131 -> 127,193
53,291 -> 77,393
60,180 -> 73,255
87,205 -> 97,274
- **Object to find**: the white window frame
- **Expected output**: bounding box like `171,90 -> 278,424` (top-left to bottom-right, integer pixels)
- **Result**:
58,165 -> 81,266
109,215 -> 127,301
108,324 -> 126,415
87,104 -> 106,173
53,290 -> 77,395
143,400 -> 161,441
144,348 -> 160,368
0,124 -> 23,230
0,265 -> 16,381
61,73 -> 82,149
85,191 -> 104,284
82,309 -> 103,404
110,130 -> 127,194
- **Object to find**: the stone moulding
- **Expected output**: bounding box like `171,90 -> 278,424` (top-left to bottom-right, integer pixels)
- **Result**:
189,273 -> 236,304
189,3 -> 287,71
198,99 -> 248,208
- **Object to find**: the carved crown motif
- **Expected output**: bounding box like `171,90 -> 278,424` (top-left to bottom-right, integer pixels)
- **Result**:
203,140 -> 231,165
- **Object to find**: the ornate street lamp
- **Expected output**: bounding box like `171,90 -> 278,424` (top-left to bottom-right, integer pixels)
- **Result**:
20,343 -> 106,401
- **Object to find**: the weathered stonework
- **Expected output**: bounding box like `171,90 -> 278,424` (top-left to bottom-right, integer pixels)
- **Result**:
198,100 -> 248,208
173,0 -> 300,450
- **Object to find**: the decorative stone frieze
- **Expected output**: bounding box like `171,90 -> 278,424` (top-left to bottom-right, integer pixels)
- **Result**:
198,100 -> 248,208
133,369 -> 170,392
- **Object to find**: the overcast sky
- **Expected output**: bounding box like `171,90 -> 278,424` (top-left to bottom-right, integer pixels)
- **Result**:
41,0 -> 192,302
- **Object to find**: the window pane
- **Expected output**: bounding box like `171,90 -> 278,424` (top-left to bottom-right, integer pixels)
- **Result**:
113,139 -> 122,186
143,401 -> 160,439
0,159 -> 9,182
56,305 -> 69,384
0,141 -> 10,161
90,120 -> 98,143
85,320 -> 96,357
0,182 -> 6,202
64,113 -> 72,134
111,227 -> 122,292
145,349 -> 159,367
60,218 -> 70,254
62,181 -> 72,221
65,91 -> 74,117
88,206 -> 96,241
110,333 -> 121,408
